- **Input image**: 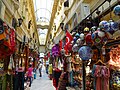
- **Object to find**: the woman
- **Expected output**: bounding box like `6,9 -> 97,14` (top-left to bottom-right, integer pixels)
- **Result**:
27,64 -> 33,87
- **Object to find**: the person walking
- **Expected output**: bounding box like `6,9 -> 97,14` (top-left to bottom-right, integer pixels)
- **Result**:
27,64 -> 33,87
38,61 -> 42,77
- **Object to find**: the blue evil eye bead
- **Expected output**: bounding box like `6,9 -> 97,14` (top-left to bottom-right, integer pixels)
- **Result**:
78,46 -> 93,61
99,20 -> 109,30
113,5 -> 120,16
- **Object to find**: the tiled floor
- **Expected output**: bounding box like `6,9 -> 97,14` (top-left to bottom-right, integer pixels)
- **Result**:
30,66 -> 55,90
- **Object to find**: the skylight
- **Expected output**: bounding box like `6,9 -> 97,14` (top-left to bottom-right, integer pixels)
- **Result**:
33,0 -> 54,45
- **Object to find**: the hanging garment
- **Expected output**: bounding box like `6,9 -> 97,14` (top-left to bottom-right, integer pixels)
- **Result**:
94,65 -> 102,90
91,65 -> 97,90
103,66 -> 110,90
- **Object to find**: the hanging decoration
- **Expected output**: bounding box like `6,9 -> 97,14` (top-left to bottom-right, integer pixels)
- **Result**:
78,46 -> 93,61
113,5 -> 120,16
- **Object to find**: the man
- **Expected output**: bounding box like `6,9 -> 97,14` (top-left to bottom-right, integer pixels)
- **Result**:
38,61 -> 42,77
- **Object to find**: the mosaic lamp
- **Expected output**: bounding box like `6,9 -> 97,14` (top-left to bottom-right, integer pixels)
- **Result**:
78,46 -> 93,61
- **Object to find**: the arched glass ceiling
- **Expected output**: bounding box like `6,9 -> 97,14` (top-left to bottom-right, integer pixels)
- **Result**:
33,0 -> 54,45
34,0 -> 54,23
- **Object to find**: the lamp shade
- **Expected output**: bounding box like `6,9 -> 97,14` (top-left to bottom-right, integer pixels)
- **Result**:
78,46 -> 93,61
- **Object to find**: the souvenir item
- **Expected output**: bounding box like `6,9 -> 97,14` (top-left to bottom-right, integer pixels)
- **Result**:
75,33 -> 80,38
99,20 -> 109,31
92,30 -> 102,44
72,44 -> 79,52
78,46 -> 93,60
73,37 -> 77,43
85,33 -> 92,45
52,44 -> 59,57
113,5 -> 120,16
80,33 -> 85,40
107,20 -> 119,34
91,26 -> 97,32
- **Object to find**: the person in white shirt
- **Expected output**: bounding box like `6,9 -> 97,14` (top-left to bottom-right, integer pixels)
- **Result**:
38,61 -> 42,77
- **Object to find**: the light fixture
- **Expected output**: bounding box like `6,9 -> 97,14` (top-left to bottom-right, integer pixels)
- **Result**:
18,18 -> 23,27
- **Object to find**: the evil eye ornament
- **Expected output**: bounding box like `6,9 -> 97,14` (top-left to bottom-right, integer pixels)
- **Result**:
113,5 -> 120,16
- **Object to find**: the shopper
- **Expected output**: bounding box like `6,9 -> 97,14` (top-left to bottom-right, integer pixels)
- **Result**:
27,64 -> 33,87
39,61 -> 42,77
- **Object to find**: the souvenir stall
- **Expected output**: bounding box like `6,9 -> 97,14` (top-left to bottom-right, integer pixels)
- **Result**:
0,18 -> 16,90
64,0 -> 120,90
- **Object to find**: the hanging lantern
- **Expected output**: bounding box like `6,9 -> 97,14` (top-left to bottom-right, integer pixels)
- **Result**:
78,46 -> 93,61
113,5 -> 120,16
80,33 -> 85,40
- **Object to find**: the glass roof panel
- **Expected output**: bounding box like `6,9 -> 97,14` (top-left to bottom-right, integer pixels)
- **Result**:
33,0 -> 54,45
34,0 -> 54,23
